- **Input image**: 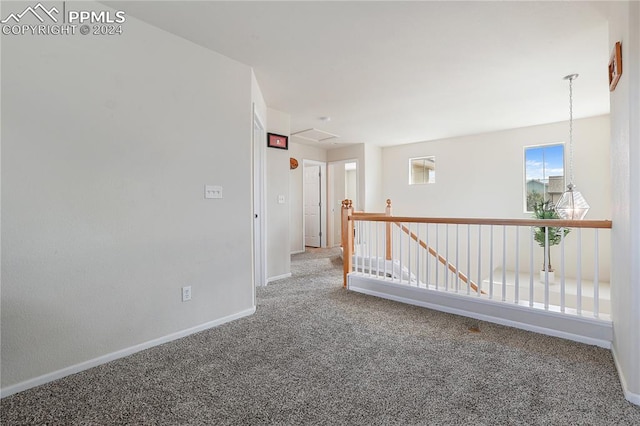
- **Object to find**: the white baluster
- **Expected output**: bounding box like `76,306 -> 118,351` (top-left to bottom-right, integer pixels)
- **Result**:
399,223 -> 403,284
355,221 -> 360,274
359,221 -> 363,275
408,223 -> 412,285
560,228 -> 566,313
375,222 -> 382,278
416,224 -> 421,287
383,221 -> 388,280
515,228 -> 520,304
594,229 -> 599,318
455,224 -> 460,293
477,225 -> 482,297
489,225 -> 494,300
426,224 -> 430,286
544,226 -> 549,310
467,224 -> 471,296
502,225 -> 507,302
577,228 -> 582,315
529,227 -> 534,307
445,224 -> 449,291
368,221 -> 372,277
435,224 -> 439,290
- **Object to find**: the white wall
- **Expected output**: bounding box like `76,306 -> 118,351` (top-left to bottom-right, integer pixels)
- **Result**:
381,116 -> 611,279
326,143 -> 384,213
346,170 -> 357,201
289,141 -> 327,253
364,144 -> 383,212
1,5 -> 255,390
382,116 -> 610,219
329,164 -> 347,247
251,71 -> 267,124
607,0 -> 640,404
266,108 -> 291,280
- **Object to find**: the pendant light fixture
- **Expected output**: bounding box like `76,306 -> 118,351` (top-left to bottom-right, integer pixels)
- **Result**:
556,74 -> 590,220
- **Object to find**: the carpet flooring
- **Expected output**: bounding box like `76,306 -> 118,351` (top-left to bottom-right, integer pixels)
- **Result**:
2,247 -> 640,425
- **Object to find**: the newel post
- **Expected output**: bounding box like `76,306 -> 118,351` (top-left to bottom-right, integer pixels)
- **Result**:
385,199 -> 392,260
342,199 -> 354,288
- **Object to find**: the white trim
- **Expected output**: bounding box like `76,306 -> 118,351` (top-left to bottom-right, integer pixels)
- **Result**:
267,272 -> 292,283
252,105 -> 267,290
348,275 -> 612,348
612,345 -> 640,406
290,250 -> 305,255
0,306 -> 256,399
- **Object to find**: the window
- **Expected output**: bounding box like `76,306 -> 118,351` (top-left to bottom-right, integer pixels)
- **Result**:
409,156 -> 436,184
524,144 -> 564,212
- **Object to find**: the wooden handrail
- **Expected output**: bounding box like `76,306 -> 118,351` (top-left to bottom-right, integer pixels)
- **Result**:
350,214 -> 612,229
395,223 -> 482,294
342,199 -> 611,290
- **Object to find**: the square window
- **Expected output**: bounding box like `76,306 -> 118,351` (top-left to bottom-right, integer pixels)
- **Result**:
409,156 -> 436,185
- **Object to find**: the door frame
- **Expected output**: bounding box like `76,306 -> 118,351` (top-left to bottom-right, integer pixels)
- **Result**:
327,158 -> 359,247
302,159 -> 327,248
252,105 -> 267,291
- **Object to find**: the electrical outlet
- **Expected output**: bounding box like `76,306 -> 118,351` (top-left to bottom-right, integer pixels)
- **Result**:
205,185 -> 222,199
182,286 -> 192,302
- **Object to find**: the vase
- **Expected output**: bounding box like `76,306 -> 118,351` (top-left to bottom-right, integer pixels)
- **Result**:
540,270 -> 555,284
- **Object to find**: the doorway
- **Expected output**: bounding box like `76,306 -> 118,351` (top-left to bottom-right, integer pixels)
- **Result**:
252,106 -> 266,289
327,160 -> 358,247
303,160 -> 327,248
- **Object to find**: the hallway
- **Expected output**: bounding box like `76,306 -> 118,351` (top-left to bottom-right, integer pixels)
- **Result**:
2,248 -> 639,424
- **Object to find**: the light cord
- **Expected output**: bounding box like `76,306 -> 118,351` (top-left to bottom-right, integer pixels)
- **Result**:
568,76 -> 574,186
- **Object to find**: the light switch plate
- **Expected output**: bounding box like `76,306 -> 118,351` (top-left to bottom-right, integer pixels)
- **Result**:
205,185 -> 222,199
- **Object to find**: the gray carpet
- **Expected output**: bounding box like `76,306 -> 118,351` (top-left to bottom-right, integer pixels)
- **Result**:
2,247 -> 640,425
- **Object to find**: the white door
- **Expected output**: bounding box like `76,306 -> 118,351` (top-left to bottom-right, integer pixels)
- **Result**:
304,165 -> 321,247
252,110 -> 266,288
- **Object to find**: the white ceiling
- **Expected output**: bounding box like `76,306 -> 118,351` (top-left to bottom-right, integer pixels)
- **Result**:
105,1 -> 611,148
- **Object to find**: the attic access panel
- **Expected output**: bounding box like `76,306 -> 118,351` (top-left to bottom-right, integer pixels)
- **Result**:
291,128 -> 339,142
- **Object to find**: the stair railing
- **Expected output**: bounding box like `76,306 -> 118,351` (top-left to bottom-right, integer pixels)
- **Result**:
342,201 -> 612,319
341,199 -> 393,287
342,199 -> 478,294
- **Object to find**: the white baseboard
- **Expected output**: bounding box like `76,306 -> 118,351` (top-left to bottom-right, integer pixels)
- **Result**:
348,275 -> 612,348
0,306 -> 256,399
290,250 -> 305,255
611,345 -> 640,406
267,272 -> 291,283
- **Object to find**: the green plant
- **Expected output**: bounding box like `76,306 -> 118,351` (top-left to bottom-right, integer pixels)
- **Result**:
533,200 -> 571,272
526,190 -> 544,212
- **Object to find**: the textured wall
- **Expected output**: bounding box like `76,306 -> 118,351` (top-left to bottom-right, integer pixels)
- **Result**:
1,5 -> 254,389
381,116 -> 612,280
266,108 -> 291,280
